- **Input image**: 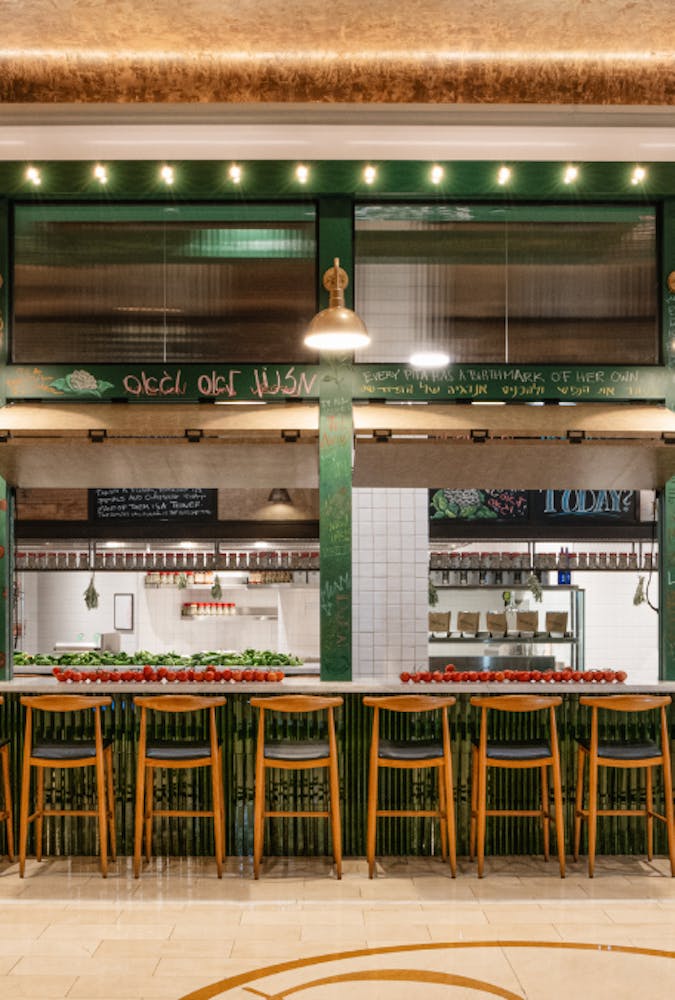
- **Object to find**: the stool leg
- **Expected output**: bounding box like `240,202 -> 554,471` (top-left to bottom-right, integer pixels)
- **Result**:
366,757 -> 378,880
541,765 -> 550,862
587,752 -> 599,878
573,748 -> 585,862
144,767 -> 153,864
551,755 -> 566,878
210,757 -> 224,879
328,758 -> 342,880
645,765 -> 654,862
105,746 -> 117,862
18,748 -> 31,878
95,747 -> 108,879
469,745 -> 478,862
253,751 -> 265,880
0,744 -> 14,862
133,754 -> 145,879
35,768 -> 44,862
438,767 -> 448,862
476,757 -> 487,879
442,757 -> 457,878
661,740 -> 675,877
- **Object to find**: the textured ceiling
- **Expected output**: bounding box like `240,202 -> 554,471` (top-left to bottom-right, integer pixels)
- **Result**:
0,0 -> 673,104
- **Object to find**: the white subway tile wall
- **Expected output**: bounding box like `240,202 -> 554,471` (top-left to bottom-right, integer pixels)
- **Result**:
352,488 -> 429,678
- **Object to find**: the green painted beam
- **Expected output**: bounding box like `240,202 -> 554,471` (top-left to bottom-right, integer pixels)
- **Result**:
661,478 -> 675,681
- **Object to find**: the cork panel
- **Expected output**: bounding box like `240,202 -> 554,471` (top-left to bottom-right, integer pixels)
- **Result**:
15,487 -> 88,520
0,0 -> 673,104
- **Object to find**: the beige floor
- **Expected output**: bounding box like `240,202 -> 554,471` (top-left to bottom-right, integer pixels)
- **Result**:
0,854 -> 674,999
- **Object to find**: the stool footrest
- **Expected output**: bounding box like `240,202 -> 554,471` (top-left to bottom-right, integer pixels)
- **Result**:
150,809 -> 216,819
577,807 -> 669,822
28,808 -> 101,820
265,810 -> 330,818
480,808 -> 552,819
377,809 -> 443,818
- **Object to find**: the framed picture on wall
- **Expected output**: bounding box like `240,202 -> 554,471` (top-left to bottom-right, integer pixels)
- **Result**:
114,593 -> 134,631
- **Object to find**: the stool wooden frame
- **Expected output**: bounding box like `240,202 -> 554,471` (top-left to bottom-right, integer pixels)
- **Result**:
470,695 -> 565,878
250,695 -> 343,880
19,695 -> 115,878
133,695 -> 226,878
573,694 -> 675,877
364,695 -> 457,879
0,697 -> 14,861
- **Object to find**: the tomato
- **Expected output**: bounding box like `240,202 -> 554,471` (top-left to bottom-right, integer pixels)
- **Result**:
479,671 -> 490,682
276,671 -> 285,681
432,671 -> 444,682
231,670 -> 242,682
445,663 -> 456,673
242,669 -> 254,681
603,669 -> 615,682
494,671 -> 505,682
142,665 -> 154,681
552,672 -> 563,682
157,667 -> 168,680
615,670 -> 627,682
442,672 -> 454,682
531,670 -> 542,682
468,671 -> 479,682
518,671 -> 531,682
176,670 -> 187,682
204,669 -> 216,682
572,671 -> 582,682
222,668 -> 233,681
400,671 -> 411,682
562,669 -> 573,682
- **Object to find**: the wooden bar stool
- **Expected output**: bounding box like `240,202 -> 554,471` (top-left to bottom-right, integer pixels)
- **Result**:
0,697 -> 14,861
574,694 -> 675,877
133,695 -> 226,878
364,695 -> 457,879
470,695 -> 565,878
250,695 -> 343,879
19,695 -> 115,877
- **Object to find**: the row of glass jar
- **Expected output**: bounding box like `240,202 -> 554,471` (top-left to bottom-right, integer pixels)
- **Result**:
430,550 -> 656,571
181,602 -> 237,617
145,571 -> 215,587
16,549 -> 321,571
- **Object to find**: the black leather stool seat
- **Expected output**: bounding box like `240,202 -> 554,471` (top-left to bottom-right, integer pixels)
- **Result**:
378,738 -> 443,761
264,739 -> 329,762
145,739 -> 219,762
0,737 -> 8,750
476,740 -> 552,762
31,737 -> 113,761
578,738 -> 661,761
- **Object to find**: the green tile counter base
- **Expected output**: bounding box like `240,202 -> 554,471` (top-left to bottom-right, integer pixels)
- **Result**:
0,681 -> 672,863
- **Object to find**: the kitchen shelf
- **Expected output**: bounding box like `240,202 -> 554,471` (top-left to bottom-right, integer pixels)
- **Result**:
429,633 -> 577,644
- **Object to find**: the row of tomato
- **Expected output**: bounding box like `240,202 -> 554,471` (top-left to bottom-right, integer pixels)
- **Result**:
53,666 -> 285,684
400,667 -> 627,684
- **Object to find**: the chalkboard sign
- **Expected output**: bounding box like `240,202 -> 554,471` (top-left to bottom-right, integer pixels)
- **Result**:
534,489 -> 637,525
90,489 -> 217,523
430,489 -> 529,522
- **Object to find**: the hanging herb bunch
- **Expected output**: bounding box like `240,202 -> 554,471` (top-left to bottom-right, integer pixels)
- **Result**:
210,574 -> 223,600
526,572 -> 543,603
84,575 -> 99,610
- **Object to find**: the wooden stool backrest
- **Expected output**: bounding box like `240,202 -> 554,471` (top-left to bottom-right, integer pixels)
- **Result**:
20,694 -> 112,754
133,695 -> 226,759
579,694 -> 671,756
364,695 -> 456,754
470,694 -> 563,756
250,695 -> 343,759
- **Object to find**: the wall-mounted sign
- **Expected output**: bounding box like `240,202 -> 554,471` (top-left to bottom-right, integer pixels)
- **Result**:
429,489 -> 529,522
90,488 -> 217,523
534,489 -> 636,524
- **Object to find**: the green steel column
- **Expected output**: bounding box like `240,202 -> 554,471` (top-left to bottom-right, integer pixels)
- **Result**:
664,200 -> 675,377
661,478 -> 675,680
0,201 -> 9,679
317,197 -> 354,680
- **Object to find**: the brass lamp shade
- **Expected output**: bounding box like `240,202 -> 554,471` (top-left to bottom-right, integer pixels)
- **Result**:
304,258 -> 370,351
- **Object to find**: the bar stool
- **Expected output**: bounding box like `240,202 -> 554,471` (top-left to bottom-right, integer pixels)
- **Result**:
574,694 -> 675,877
19,694 -> 115,877
0,697 -> 14,861
364,695 -> 456,879
133,695 -> 226,878
250,695 -> 343,879
470,695 -> 565,878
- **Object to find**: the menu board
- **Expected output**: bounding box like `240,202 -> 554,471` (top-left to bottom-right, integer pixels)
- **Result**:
430,489 -> 639,526
430,489 -> 529,522
90,489 -> 217,523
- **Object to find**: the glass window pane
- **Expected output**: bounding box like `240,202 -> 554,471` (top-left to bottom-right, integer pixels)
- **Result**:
354,204 -> 658,365
12,204 -> 317,363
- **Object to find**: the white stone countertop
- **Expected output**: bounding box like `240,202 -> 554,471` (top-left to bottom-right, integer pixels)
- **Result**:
0,677 -> 673,694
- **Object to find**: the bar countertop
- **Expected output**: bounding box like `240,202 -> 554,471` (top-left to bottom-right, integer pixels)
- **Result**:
1,677 -> 673,695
